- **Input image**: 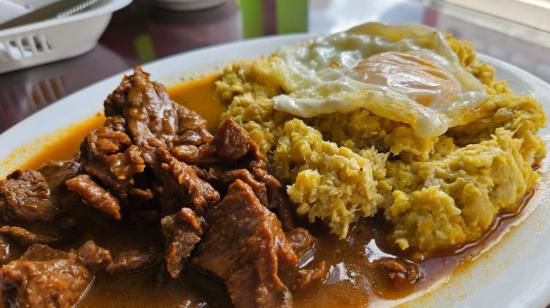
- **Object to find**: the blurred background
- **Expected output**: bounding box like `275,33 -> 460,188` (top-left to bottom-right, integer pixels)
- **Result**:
1,0 -> 550,133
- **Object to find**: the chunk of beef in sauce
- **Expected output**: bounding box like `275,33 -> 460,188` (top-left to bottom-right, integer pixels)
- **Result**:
0,170 -> 57,223
77,240 -> 113,271
194,180 -> 298,308
373,258 -> 423,288
78,125 -> 150,204
39,160 -> 80,193
173,117 -> 261,164
153,148 -> 219,214
66,174 -> 122,220
103,66 -> 213,153
0,236 -> 11,264
69,67 -> 219,221
196,167 -> 270,208
0,244 -> 94,308
0,226 -> 59,245
281,228 -> 327,292
286,227 -> 316,263
106,249 -> 158,275
291,261 -> 328,292
161,208 -> 204,278
177,118 -> 283,210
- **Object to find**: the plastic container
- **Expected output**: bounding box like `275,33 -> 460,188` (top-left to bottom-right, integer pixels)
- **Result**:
154,0 -> 226,11
0,0 -> 132,74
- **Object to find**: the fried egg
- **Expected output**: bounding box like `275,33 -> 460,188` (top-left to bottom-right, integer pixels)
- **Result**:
270,22 -> 487,138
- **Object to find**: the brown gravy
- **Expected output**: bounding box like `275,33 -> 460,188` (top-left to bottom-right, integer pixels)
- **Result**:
1,77 -> 535,307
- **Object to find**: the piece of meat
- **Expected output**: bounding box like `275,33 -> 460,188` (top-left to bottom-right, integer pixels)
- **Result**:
66,175 -> 122,220
175,118 -> 282,210
104,115 -> 126,132
19,244 -> 67,261
286,228 -> 316,262
374,258 -> 423,287
0,235 -> 11,264
214,118 -> 261,161
0,226 -> 59,245
39,160 -> 80,193
161,208 -> 204,278
172,118 -> 261,164
246,150 -> 295,227
0,170 -> 57,222
194,180 -> 297,308
174,104 -> 215,146
198,168 -> 269,208
280,229 -> 320,291
270,189 -> 296,230
0,244 -> 93,308
249,159 -> 280,191
77,240 -> 112,270
104,66 -> 213,152
79,125 -> 150,203
106,249 -> 157,275
171,144 -> 217,164
291,261 -> 327,291
153,148 -> 219,214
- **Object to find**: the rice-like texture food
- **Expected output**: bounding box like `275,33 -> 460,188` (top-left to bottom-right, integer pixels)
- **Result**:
273,118 -> 387,237
215,22 -> 546,257
385,128 -> 539,251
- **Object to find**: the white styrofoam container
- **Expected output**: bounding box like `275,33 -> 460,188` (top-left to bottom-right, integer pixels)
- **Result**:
0,0 -> 132,74
154,0 -> 226,11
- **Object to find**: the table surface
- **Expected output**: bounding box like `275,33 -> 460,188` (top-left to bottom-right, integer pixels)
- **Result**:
1,0 -> 550,134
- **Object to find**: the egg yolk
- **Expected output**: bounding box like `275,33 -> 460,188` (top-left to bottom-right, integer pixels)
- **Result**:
354,51 -> 460,107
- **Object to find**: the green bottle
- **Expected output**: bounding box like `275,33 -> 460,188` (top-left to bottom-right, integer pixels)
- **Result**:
238,0 -> 308,38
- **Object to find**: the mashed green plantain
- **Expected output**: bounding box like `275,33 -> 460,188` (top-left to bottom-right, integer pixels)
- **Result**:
385,128 -> 539,251
215,33 -> 546,257
273,119 -> 387,237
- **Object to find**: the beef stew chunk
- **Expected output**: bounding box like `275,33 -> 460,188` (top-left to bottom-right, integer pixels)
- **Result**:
175,117 -> 283,211
153,148 -> 219,214
173,118 -> 258,164
161,208 -> 204,278
77,240 -> 113,270
374,258 -> 423,287
106,249 -> 158,275
103,66 -> 213,152
282,228 -> 325,292
194,180 -> 298,308
291,261 -> 328,291
285,228 -> 316,263
198,168 -> 270,207
0,244 -> 93,308
39,160 -> 80,193
0,236 -> 11,264
70,66 -> 221,221
66,174 -> 122,220
0,170 -> 57,223
0,226 -> 59,245
79,126 -> 149,203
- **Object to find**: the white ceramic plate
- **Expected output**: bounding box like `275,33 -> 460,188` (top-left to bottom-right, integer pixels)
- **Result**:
0,34 -> 549,308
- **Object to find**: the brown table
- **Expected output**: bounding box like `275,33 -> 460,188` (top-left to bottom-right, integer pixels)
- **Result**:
1,0 -> 549,134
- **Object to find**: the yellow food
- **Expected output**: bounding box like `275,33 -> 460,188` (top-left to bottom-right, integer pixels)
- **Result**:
274,119 -> 386,237
215,23 -> 546,257
385,128 -> 539,252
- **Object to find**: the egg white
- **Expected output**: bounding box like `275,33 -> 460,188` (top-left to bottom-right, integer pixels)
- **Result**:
269,22 -> 487,138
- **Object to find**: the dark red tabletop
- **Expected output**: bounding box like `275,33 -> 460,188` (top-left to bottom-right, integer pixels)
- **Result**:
1,0 -> 549,134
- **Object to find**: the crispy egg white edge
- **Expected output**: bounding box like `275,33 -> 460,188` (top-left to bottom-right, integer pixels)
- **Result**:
271,22 -> 487,138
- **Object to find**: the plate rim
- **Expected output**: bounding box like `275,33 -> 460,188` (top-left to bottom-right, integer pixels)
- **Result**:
1,33 -> 550,308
